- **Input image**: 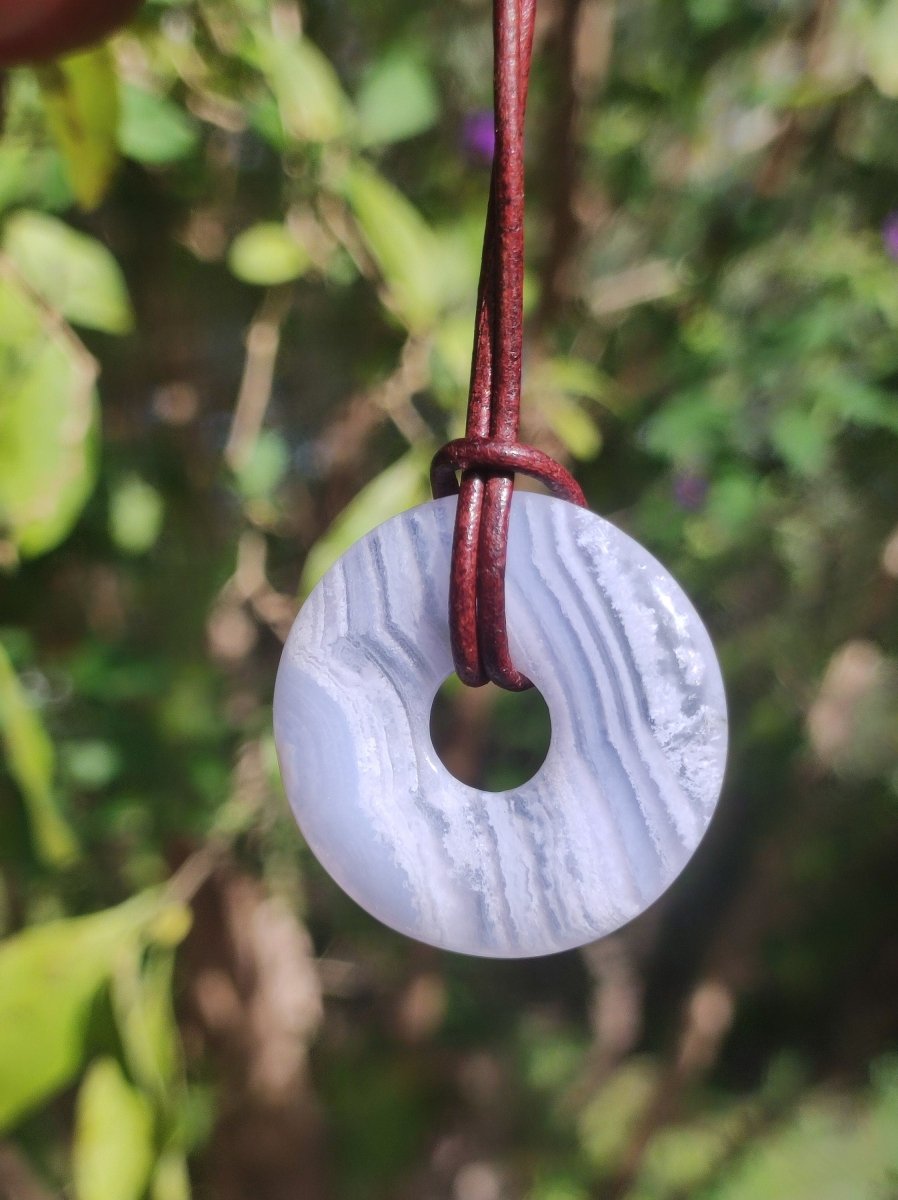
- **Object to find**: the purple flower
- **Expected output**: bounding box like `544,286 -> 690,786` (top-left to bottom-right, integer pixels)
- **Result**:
462,110 -> 495,164
882,213 -> 898,261
673,472 -> 709,511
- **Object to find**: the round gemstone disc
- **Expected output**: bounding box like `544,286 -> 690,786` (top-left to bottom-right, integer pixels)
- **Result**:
274,494 -> 727,958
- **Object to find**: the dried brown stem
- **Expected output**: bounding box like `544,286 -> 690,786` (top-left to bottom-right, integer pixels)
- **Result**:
224,285 -> 293,473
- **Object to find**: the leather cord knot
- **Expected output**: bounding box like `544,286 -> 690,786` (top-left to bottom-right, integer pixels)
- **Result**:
432,438 -> 586,504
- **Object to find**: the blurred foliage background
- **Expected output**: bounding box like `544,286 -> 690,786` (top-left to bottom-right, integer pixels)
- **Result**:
1,0 -> 898,1197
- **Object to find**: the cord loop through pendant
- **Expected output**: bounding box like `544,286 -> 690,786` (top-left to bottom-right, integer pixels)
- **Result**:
431,0 -> 587,691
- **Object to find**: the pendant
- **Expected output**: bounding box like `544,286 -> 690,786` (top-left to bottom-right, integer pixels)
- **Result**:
274,493 -> 727,958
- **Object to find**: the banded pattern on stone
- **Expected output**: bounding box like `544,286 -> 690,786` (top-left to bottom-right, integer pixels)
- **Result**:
274,494 -> 727,958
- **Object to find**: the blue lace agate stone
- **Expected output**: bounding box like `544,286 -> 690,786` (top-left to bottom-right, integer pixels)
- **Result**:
274,494 -> 727,958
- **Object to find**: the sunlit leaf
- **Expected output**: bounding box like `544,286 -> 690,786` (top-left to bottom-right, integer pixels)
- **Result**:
151,1153 -> 192,1200
638,1119 -> 733,1195
2,211 -> 133,335
770,408 -> 833,476
430,216 -> 487,312
642,389 -> 732,466
233,429 -> 290,499
113,946 -> 181,1100
60,739 -> 122,790
145,902 -> 193,950
530,357 -> 613,407
119,85 -> 200,165
816,372 -> 898,435
300,449 -> 431,595
35,48 -> 119,211
0,892 -> 187,1129
586,100 -> 652,157
685,471 -> 767,557
0,642 -> 79,868
0,72 -> 72,213
0,269 -> 99,558
520,1021 -> 589,1092
687,0 -> 739,31
0,139 -> 71,215
432,313 -> 478,401
228,223 -> 311,286
109,474 -> 165,555
528,1180 -> 591,1200
73,1057 -> 155,1200
527,356 -> 611,460
538,394 -> 602,460
711,1065 -> 898,1200
253,32 -> 351,143
578,1060 -> 658,1172
356,52 -> 439,146
856,2 -> 898,98
343,162 -> 442,332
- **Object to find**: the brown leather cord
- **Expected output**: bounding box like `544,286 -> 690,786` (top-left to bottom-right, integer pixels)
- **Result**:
430,0 -> 586,690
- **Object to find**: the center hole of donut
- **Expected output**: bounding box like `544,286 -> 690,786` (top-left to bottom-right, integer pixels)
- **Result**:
429,676 -> 551,791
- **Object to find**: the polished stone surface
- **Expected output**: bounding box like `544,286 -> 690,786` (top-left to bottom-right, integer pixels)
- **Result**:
274,494 -> 727,957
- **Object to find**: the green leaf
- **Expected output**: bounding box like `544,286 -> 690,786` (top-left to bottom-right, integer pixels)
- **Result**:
816,372 -> 898,435
0,269 -> 99,558
300,449 -> 431,595
527,356 -> 611,460
60,739 -> 122,790
253,32 -> 351,143
108,474 -> 165,555
73,1057 -> 155,1200
0,642 -> 79,868
356,52 -> 439,146
687,0 -> 739,31
642,389 -> 732,466
2,211 -> 133,335
709,1066 -> 898,1200
227,223 -> 311,286
710,472 -> 762,531
113,945 -> 181,1101
531,357 -> 613,407
343,162 -> 442,332
770,408 -> 833,476
0,72 -> 73,213
151,1154 -> 192,1200
119,85 -> 200,165
578,1060 -> 658,1172
0,892 -> 186,1129
685,471 -> 766,557
0,139 -> 71,216
857,2 -> 898,98
539,394 -> 602,460
35,48 -> 120,211
432,313 -> 479,398
233,429 -> 290,499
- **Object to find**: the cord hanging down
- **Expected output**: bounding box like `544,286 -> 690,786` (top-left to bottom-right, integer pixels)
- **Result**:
431,0 -> 586,691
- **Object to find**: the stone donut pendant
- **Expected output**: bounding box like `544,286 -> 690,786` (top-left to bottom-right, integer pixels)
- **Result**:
273,493 -> 727,958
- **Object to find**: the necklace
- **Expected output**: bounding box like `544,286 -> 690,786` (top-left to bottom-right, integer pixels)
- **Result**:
273,0 -> 727,957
